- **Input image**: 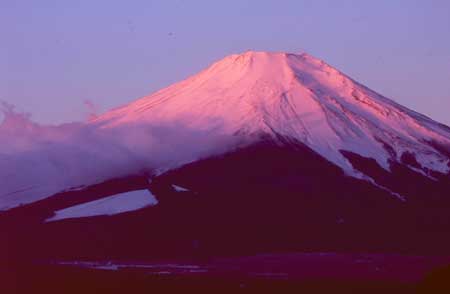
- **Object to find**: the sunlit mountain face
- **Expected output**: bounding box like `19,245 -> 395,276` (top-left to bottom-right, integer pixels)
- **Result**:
2,51 -> 450,293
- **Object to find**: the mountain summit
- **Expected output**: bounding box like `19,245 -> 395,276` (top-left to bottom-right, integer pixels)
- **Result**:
2,51 -> 450,264
2,51 -> 450,211
95,51 -> 450,176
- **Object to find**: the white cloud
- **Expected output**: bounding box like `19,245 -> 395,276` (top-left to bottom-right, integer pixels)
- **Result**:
0,103 -> 239,210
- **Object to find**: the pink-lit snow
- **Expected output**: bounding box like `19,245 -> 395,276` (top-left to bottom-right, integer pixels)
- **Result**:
1,51 -> 450,210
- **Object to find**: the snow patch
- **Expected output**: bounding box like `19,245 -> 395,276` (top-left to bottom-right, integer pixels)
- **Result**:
55,261 -> 208,274
171,184 -> 190,192
46,189 -> 158,222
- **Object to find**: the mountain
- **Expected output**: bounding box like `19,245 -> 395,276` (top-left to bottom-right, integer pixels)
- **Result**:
1,51 -> 450,264
94,51 -> 450,179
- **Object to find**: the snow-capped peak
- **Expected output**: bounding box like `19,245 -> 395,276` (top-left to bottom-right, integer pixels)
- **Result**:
93,51 -> 450,176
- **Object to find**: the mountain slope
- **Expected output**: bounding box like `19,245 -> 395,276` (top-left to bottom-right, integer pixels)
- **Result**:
94,51 -> 450,178
2,51 -> 450,262
2,51 -> 450,211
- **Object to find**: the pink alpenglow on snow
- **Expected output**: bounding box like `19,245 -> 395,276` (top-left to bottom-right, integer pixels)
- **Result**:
1,51 -> 450,211
94,51 -> 450,176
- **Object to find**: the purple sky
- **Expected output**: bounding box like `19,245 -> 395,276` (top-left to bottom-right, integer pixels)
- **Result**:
2,0 -> 450,125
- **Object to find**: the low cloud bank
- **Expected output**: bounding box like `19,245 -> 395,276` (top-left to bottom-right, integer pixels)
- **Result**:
0,103 -> 238,210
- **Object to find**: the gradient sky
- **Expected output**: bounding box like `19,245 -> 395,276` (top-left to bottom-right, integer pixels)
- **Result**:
2,0 -> 450,125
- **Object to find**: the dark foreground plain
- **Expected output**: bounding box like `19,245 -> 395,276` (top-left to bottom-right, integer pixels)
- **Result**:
2,253 -> 450,294
2,142 -> 450,293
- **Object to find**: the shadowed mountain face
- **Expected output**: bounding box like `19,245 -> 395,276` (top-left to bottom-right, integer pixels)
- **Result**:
2,138 -> 449,264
